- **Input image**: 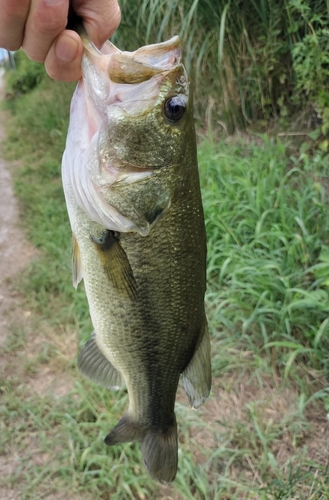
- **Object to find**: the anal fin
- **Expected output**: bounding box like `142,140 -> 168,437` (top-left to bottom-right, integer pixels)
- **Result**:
182,321 -> 211,409
78,332 -> 125,390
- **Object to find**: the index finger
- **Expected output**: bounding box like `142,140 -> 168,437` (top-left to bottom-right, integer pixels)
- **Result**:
0,0 -> 31,50
22,0 -> 69,62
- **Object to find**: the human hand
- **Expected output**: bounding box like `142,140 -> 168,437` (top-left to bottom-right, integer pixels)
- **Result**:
0,0 -> 121,81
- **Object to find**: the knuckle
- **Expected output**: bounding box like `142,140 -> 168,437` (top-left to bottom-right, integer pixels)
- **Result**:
45,53 -> 81,82
45,66 -> 58,80
46,66 -> 79,82
21,38 -> 47,62
98,2 -> 121,37
33,10 -> 67,36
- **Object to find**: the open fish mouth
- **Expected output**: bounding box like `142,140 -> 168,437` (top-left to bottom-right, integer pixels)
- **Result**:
80,35 -> 185,117
82,33 -> 182,81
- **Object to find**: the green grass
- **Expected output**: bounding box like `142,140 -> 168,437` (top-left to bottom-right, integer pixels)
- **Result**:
1,69 -> 329,498
200,136 -> 329,380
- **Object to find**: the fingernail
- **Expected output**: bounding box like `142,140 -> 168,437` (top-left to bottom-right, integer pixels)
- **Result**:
55,35 -> 79,63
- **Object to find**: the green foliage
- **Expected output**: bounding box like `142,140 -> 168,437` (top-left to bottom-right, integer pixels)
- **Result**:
6,50 -> 45,95
291,2 -> 329,135
114,0 -> 329,131
200,137 -> 329,377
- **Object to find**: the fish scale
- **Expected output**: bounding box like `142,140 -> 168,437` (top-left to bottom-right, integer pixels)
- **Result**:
62,30 -> 211,483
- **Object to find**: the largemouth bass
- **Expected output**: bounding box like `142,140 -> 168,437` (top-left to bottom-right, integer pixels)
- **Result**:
62,32 -> 211,483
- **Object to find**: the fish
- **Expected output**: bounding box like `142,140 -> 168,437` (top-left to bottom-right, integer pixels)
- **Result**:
61,30 -> 211,483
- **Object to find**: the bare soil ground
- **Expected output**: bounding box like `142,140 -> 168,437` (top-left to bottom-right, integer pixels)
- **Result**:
0,70 -> 35,349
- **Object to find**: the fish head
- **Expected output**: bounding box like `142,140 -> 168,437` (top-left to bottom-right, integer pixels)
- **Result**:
84,36 -> 191,170
63,35 -> 195,235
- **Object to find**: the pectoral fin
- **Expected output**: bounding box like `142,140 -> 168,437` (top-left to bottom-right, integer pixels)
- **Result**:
72,234 -> 83,289
78,332 -> 125,390
182,321 -> 211,409
92,230 -> 137,300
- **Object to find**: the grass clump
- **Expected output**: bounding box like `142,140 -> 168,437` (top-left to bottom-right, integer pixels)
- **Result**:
200,137 -> 329,379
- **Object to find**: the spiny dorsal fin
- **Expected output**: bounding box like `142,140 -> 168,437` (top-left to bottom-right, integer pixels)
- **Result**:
91,230 -> 138,300
78,332 -> 125,390
72,234 -> 83,289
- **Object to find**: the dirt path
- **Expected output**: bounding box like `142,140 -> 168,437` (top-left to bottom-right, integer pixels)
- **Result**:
0,68 -> 35,346
0,75 -> 74,396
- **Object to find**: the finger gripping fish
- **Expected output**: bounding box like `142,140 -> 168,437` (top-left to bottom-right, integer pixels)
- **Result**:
62,31 -> 211,483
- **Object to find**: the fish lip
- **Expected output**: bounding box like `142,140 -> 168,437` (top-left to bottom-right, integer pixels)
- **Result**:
81,33 -> 181,60
81,35 -> 182,85
80,32 -> 188,120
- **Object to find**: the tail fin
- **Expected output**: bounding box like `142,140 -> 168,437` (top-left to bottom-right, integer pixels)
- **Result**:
141,420 -> 177,483
104,413 -> 178,483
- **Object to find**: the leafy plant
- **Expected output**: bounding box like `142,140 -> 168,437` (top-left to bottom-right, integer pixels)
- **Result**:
292,22 -> 329,135
6,50 -> 45,95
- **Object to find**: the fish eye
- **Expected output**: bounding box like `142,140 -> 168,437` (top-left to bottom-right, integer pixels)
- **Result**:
164,95 -> 186,122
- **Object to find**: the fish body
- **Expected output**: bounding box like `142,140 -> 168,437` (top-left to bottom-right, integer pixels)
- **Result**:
62,33 -> 211,482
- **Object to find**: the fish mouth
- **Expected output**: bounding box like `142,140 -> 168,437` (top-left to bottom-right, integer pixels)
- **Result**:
80,34 -> 185,117
80,33 -> 182,84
